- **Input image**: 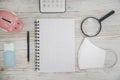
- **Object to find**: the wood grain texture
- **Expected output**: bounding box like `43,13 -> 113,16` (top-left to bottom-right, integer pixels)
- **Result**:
0,0 -> 120,80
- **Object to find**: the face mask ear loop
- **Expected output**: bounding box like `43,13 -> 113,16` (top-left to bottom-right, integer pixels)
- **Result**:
104,49 -> 118,68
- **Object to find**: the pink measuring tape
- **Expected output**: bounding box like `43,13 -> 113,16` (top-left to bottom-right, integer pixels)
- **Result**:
0,10 -> 23,32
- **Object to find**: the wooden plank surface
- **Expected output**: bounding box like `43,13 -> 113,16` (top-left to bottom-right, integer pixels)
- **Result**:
0,0 -> 120,80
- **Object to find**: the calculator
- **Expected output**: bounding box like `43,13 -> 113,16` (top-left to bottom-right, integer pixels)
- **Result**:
39,0 -> 66,13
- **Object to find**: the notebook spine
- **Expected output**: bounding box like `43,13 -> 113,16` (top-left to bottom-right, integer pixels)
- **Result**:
34,20 -> 40,71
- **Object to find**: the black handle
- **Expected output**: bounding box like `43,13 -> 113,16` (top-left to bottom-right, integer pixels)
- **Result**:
99,10 -> 115,22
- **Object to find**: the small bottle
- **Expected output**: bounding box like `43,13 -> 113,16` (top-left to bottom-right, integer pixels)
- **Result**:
3,42 -> 16,67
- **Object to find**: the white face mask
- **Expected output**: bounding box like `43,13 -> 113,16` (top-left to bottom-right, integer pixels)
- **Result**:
78,38 -> 117,69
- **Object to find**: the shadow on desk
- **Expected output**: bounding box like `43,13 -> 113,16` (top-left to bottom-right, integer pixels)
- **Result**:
0,67 -> 4,80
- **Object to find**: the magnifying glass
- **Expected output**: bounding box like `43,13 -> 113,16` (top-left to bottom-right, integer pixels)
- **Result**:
81,10 -> 115,37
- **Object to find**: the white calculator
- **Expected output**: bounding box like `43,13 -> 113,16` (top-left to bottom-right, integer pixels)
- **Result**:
39,0 -> 66,13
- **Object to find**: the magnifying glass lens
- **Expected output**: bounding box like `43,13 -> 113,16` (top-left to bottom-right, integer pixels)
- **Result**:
81,18 -> 101,37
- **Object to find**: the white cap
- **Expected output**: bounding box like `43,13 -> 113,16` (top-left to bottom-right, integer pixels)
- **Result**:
4,42 -> 14,51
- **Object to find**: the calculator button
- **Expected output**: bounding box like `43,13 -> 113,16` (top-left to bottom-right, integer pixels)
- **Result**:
40,0 -> 66,13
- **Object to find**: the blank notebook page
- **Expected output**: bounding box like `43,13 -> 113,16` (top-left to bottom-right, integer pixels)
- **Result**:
37,19 -> 75,72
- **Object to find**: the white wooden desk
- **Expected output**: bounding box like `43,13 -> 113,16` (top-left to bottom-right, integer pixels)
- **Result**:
0,0 -> 120,80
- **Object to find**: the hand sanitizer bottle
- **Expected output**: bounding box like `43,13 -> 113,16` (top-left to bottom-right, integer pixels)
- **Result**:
3,42 -> 16,67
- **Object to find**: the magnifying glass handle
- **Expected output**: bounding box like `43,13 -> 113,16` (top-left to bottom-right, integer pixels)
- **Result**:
99,10 -> 115,22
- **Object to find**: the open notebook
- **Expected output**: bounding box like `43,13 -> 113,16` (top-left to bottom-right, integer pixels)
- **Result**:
34,19 -> 75,72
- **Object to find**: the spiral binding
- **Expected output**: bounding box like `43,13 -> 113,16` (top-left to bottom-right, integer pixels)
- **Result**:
34,20 -> 40,71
